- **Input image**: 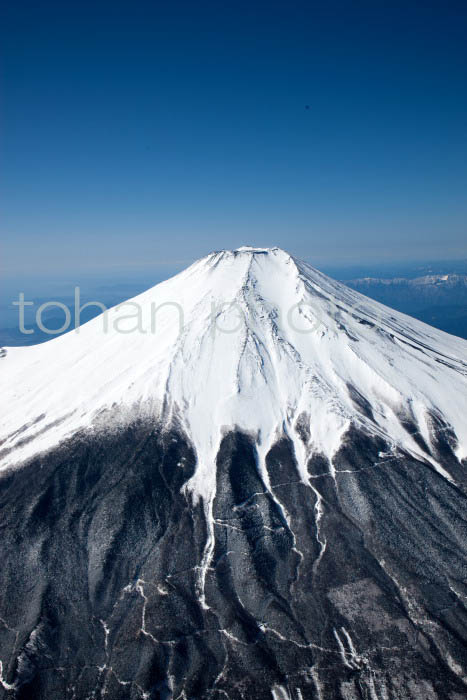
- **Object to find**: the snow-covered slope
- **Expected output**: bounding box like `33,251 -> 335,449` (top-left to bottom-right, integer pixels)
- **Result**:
2,246 -> 467,491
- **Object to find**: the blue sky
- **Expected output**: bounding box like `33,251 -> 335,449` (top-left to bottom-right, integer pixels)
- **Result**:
2,0 -> 467,279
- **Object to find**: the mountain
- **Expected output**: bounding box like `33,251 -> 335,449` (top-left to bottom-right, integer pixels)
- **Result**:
347,273 -> 467,290
1,246 -> 467,700
345,274 -> 467,339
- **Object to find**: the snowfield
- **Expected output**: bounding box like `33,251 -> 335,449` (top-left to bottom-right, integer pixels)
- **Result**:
1,246 -> 467,496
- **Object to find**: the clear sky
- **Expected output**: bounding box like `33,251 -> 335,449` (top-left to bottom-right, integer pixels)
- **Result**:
2,0 -> 467,278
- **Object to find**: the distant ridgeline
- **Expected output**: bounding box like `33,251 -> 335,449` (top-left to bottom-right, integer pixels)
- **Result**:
345,273 -> 467,339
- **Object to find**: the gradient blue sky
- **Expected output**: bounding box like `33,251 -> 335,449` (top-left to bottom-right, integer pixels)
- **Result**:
2,0 -> 467,278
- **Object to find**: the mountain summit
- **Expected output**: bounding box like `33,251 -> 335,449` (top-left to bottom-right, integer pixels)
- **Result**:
1,248 -> 467,699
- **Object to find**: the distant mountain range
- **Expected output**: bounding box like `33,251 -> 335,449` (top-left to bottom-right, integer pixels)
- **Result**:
344,273 -> 467,339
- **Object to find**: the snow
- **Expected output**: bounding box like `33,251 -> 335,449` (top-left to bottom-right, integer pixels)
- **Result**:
1,246 -> 467,501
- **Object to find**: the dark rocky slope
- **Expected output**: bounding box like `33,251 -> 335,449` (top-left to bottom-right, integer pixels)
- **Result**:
1,419 -> 467,699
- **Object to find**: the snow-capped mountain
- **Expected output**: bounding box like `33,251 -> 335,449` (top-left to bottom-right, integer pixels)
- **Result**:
1,247 -> 467,700
348,273 -> 467,287
3,247 -> 467,478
